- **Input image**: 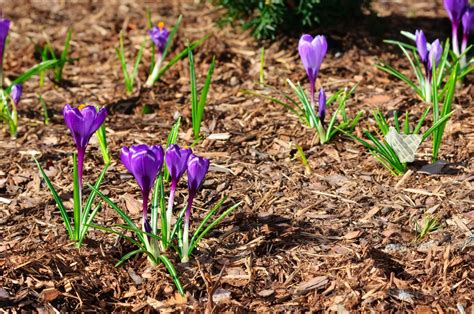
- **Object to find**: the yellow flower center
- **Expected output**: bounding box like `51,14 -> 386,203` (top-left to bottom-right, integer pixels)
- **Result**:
158,22 -> 164,31
78,104 -> 87,110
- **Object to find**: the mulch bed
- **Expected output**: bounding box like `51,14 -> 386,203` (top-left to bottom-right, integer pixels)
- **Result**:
0,0 -> 473,312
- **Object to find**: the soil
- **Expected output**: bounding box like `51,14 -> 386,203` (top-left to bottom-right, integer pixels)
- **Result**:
0,0 -> 473,312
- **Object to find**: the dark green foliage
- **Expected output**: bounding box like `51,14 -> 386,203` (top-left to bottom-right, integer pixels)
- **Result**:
214,0 -> 370,39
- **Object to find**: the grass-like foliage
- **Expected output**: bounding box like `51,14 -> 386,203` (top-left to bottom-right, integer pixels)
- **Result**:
5,60 -> 58,93
430,62 -> 458,162
38,94 -> 49,125
246,83 -> 363,144
89,179 -> 185,295
90,182 -> 239,294
415,213 -> 440,240
343,102 -> 454,176
188,48 -> 216,141
378,31 -> 473,103
116,31 -> 145,95
0,89 -> 18,137
34,155 -> 109,247
0,60 -> 58,137
37,28 -> 73,85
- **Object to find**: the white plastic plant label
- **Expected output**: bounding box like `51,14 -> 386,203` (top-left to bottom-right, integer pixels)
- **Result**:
384,127 -> 422,163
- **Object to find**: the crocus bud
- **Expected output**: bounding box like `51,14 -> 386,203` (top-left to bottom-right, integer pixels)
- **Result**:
414,30 -> 443,82
444,0 -> 467,24
63,104 -> 107,153
164,144 -> 192,243
182,153 -> 210,263
121,144 -> 164,197
462,7 -> 474,36
415,30 -> 428,63
165,144 -> 192,186
428,39 -> 443,71
10,84 -> 22,105
187,154 -> 209,197
298,34 -> 327,92
318,87 -> 326,124
0,19 -> 10,67
148,22 -> 169,54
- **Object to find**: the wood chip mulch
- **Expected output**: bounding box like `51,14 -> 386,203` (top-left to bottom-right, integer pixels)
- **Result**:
0,0 -> 473,312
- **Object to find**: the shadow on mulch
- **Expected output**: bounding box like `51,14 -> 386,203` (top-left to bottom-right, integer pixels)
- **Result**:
294,14 -> 448,56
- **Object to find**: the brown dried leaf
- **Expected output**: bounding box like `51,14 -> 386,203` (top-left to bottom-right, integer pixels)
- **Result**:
123,193 -> 141,215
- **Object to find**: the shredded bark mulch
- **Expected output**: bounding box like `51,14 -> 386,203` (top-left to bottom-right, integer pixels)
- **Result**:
0,0 -> 473,312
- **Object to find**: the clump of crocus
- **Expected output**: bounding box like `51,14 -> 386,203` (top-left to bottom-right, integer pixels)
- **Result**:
415,30 -> 442,103
461,7 -> 474,67
0,18 -> 10,85
34,104 -> 109,247
298,34 -> 327,115
1,84 -> 22,137
121,144 -> 164,239
249,33 -> 362,145
416,30 -> 443,79
89,133 -> 240,292
145,22 -> 170,87
181,154 -> 209,263
63,104 -> 107,187
444,0 -> 467,56
164,144 -> 192,243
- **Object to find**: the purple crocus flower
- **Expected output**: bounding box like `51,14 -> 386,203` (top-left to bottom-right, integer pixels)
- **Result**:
461,7 -> 474,64
10,84 -> 22,105
145,22 -> 170,87
0,19 -> 10,65
187,154 -> 210,198
444,0 -> 467,55
318,87 -> 326,124
462,7 -> 474,36
166,144 -> 192,187
121,144 -> 164,233
415,30 -> 443,82
148,22 -> 169,54
415,30 -> 428,64
298,34 -> 327,108
182,154 -> 209,262
63,104 -> 107,187
428,39 -> 443,72
164,144 -> 192,240
0,19 -> 10,84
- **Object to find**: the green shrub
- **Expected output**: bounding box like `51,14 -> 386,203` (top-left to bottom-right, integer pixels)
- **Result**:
213,0 -> 371,40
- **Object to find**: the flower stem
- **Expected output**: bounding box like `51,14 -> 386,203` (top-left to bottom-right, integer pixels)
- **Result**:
461,34 -> 468,69
166,181 -> 177,243
142,188 -> 158,263
181,194 -> 194,263
77,148 -> 85,189
145,54 -> 163,87
309,82 -> 315,127
452,22 -> 460,57
424,79 -> 431,104
142,189 -> 149,232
